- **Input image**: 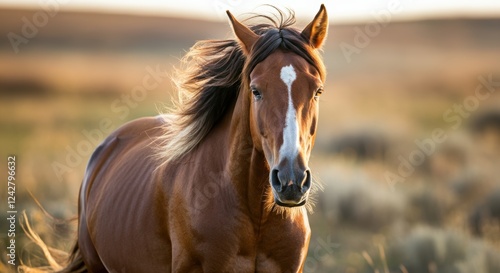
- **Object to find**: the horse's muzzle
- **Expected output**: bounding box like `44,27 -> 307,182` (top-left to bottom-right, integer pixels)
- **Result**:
270,167 -> 311,207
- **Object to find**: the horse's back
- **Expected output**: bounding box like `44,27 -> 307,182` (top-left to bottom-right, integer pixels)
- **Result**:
80,115 -> 173,272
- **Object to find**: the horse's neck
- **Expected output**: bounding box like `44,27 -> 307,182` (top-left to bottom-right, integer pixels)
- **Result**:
226,94 -> 270,220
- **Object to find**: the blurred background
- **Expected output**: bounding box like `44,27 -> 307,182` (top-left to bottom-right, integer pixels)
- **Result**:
1,0 -> 500,272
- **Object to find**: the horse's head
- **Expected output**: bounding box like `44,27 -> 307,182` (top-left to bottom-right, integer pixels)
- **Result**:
228,5 -> 328,207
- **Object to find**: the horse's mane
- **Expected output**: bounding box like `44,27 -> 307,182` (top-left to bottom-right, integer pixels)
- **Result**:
157,7 -> 326,164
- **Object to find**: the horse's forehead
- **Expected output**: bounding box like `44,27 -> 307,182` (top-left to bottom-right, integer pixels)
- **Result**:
252,51 -> 313,78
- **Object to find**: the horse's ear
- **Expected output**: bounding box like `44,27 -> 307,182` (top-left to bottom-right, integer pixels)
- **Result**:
301,4 -> 328,49
226,11 -> 258,54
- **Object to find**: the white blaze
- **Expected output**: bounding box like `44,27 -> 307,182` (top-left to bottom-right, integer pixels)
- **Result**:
279,65 -> 299,160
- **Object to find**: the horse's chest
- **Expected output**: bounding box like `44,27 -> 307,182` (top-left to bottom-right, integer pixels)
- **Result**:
188,210 -> 310,273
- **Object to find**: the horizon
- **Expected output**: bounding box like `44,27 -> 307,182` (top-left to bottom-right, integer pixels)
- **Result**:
1,0 -> 500,24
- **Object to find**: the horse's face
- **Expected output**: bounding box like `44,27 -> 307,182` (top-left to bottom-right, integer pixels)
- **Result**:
228,5 -> 328,207
249,51 -> 323,207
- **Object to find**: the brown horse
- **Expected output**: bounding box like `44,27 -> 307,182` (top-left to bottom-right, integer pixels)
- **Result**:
48,5 -> 328,273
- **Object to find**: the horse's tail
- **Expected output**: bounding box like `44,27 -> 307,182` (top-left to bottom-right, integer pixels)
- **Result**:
18,211 -> 87,273
58,243 -> 86,273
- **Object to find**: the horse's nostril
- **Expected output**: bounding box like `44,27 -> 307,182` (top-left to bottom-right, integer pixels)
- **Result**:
301,170 -> 311,193
271,169 -> 282,192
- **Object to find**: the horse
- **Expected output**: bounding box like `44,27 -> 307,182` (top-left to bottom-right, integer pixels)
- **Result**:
36,5 -> 328,273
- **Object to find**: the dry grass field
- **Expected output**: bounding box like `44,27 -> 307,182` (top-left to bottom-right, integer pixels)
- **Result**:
0,7 -> 500,273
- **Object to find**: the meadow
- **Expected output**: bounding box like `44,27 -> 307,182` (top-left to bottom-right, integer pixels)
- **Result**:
1,8 -> 500,273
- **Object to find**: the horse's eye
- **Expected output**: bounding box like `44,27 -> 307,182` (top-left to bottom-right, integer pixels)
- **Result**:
251,88 -> 262,100
314,88 -> 323,99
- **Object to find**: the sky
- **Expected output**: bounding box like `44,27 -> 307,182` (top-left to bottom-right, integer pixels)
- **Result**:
1,0 -> 500,23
